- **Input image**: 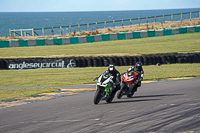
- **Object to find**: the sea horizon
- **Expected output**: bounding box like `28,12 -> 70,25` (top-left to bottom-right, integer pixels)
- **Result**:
0,8 -> 200,36
0,7 -> 199,13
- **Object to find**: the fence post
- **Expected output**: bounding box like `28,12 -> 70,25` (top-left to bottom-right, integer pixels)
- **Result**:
181,13 -> 182,21
171,14 -> 173,21
13,30 -> 15,36
69,25 -> 71,33
32,28 -> 34,36
87,23 -> 89,31
190,12 -> 192,21
113,20 -> 115,28
9,29 -> 11,36
122,19 -> 123,27
130,19 -> 132,26
42,28 -> 44,36
60,26 -> 62,35
96,22 -> 97,30
138,18 -> 140,26
163,15 -> 165,23
146,17 -> 148,29
21,29 -> 23,37
104,21 -> 106,28
78,24 -> 80,32
155,16 -> 156,23
199,11 -> 200,19
51,27 -> 54,35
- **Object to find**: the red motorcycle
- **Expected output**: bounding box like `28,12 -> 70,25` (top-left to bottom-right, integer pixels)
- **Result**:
117,70 -> 138,99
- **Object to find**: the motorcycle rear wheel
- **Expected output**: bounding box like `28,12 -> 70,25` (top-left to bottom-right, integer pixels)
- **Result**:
93,89 -> 102,105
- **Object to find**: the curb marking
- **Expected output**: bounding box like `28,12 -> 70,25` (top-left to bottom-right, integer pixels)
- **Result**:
0,88 -> 94,108
16,97 -> 55,100
167,77 -> 193,80
142,81 -> 157,83
0,101 -> 28,106
61,89 -> 96,91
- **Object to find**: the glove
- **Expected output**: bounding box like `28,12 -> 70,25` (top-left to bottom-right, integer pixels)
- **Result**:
128,66 -> 134,72
128,68 -> 132,71
109,79 -> 113,83
113,83 -> 116,88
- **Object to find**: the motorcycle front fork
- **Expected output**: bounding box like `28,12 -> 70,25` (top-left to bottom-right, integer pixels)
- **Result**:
128,83 -> 137,92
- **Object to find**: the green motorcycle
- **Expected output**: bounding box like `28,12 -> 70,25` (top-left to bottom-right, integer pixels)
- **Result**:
93,72 -> 117,105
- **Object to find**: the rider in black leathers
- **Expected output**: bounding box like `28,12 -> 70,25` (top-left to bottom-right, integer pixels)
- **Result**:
105,64 -> 121,92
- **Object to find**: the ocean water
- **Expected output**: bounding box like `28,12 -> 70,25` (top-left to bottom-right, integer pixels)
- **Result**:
0,8 -> 199,36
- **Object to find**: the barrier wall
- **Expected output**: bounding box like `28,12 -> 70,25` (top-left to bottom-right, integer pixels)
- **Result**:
1,25 -> 200,48
0,52 -> 200,69
1,58 -> 76,69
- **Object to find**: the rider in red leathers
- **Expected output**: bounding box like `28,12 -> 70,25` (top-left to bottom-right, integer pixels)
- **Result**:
125,62 -> 144,92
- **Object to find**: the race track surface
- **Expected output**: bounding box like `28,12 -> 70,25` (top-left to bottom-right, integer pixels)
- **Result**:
0,78 -> 200,133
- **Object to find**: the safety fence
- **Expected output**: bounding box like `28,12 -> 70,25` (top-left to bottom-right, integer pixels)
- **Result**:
0,52 -> 200,69
1,25 -> 200,48
9,10 -> 200,37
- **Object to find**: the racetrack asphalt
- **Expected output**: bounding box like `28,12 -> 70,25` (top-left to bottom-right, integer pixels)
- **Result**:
0,77 -> 200,133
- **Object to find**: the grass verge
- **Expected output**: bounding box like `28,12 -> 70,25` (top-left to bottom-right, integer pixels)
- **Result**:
0,63 -> 199,86
0,32 -> 200,58
0,87 -> 60,101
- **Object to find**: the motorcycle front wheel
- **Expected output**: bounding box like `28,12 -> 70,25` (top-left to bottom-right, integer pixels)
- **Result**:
126,92 -> 134,98
126,86 -> 137,98
117,86 -> 126,99
93,89 -> 102,105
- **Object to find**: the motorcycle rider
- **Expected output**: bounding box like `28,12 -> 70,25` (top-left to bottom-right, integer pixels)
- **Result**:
105,64 -> 121,94
126,62 -> 144,91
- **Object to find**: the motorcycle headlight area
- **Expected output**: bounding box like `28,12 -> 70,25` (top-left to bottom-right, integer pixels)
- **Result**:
97,82 -> 101,85
97,82 -> 107,87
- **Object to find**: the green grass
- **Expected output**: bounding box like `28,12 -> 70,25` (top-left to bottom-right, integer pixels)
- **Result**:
1,33 -> 200,101
0,63 -> 199,86
1,63 -> 199,101
0,32 -> 200,58
0,87 -> 60,101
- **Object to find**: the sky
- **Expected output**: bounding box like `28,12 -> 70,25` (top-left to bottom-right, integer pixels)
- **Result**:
0,0 -> 200,12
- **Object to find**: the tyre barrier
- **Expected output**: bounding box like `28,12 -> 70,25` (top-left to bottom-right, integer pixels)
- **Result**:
0,59 -> 5,69
0,52 -> 200,69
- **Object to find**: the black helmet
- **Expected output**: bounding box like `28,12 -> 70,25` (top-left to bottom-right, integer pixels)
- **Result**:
108,64 -> 115,74
135,62 -> 142,71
